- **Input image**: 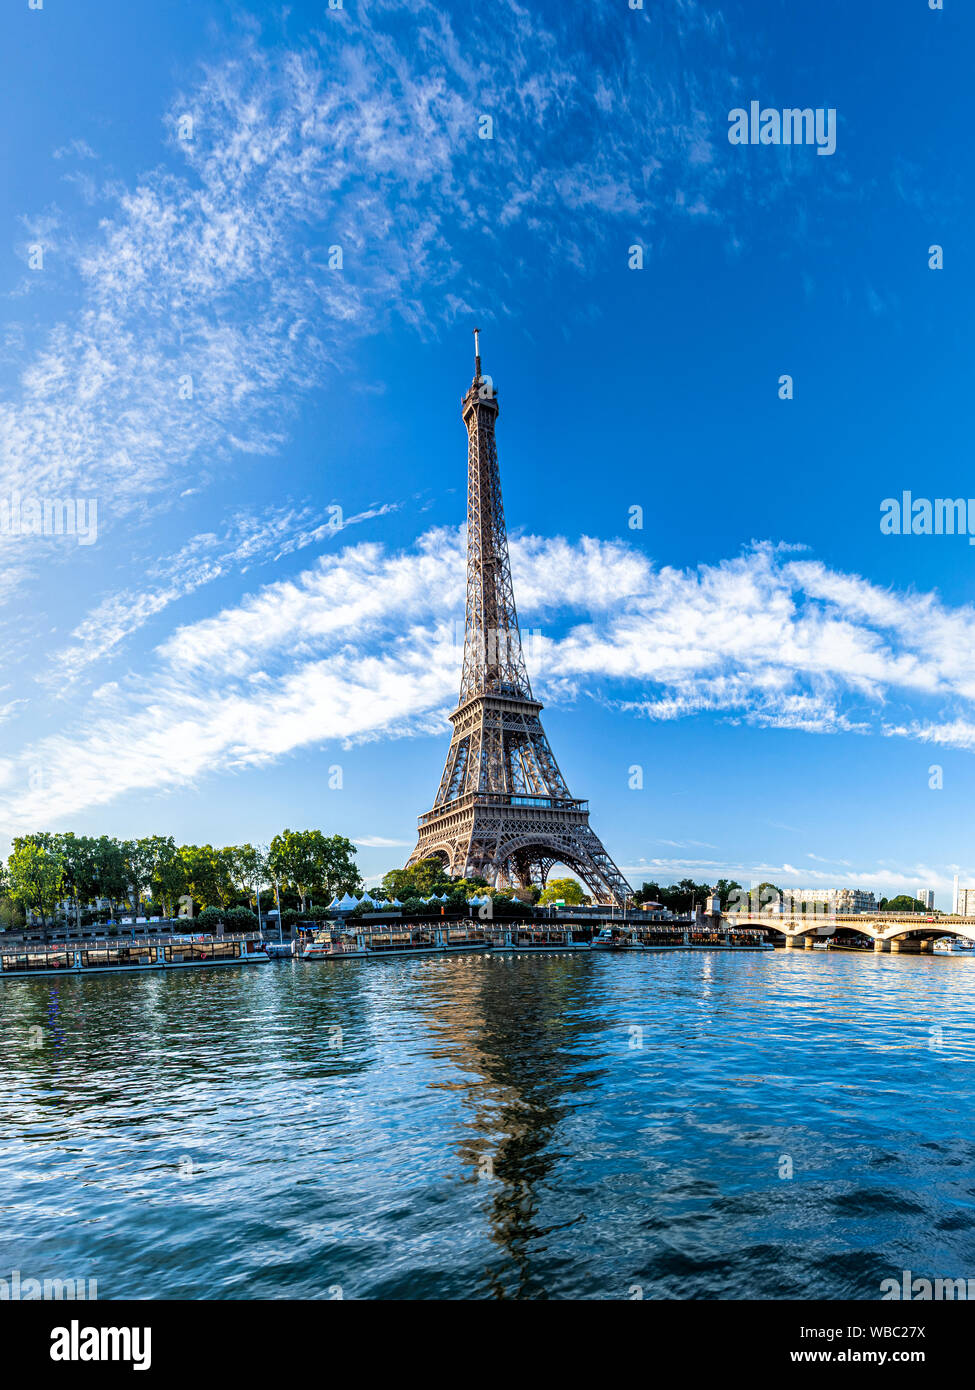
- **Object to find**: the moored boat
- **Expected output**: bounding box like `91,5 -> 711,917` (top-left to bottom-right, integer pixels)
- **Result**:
0,934 -> 270,979
302,924 -> 490,961
493,927 -> 591,952
263,940 -> 296,959
591,927 -> 686,951
933,937 -> 975,955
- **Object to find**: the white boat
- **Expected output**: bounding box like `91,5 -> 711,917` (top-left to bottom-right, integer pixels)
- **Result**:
933,937 -> 974,955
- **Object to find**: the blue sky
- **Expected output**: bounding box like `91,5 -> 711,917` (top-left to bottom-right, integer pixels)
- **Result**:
0,0 -> 972,905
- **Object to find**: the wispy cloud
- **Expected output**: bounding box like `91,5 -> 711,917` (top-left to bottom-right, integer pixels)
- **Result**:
45,499 -> 400,685
0,0 -> 809,630
6,532 -> 975,834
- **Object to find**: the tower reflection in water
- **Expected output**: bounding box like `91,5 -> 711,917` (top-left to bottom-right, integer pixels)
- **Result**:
424,953 -> 604,1298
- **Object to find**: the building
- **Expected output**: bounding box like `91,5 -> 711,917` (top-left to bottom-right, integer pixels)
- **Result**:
953,877 -> 975,916
918,889 -> 936,911
791,888 -> 878,914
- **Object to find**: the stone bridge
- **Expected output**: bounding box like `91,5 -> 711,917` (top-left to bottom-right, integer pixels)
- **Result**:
720,912 -> 975,953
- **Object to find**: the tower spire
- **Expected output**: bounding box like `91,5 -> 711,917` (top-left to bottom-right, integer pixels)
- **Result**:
473,326 -> 482,380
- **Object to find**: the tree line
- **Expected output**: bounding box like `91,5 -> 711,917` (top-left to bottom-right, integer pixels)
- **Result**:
0,829 -> 363,929
631,880 -> 931,916
632,878 -> 745,913
379,863 -> 592,910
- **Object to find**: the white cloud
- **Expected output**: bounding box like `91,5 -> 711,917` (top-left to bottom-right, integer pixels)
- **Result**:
6,533 -> 975,834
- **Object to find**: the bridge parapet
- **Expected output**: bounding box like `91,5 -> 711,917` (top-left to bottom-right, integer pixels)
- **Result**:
723,912 -> 975,944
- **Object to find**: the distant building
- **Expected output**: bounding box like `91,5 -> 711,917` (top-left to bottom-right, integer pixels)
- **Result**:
918,889 -> 936,911
791,888 -> 878,914
953,877 -> 975,916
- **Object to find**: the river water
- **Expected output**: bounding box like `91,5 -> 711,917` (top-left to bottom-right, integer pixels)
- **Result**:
1,950 -> 973,1300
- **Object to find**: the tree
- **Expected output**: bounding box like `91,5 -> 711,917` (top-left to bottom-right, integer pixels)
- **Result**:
93,836 -> 129,916
409,857 -> 452,897
0,897 -> 25,932
227,844 -> 268,912
120,838 -> 158,916
8,835 -> 65,927
55,833 -> 102,925
380,868 -> 414,901
145,836 -> 187,918
178,845 -> 229,912
269,830 -> 362,910
633,879 -> 713,913
538,876 -> 590,906
381,858 -> 452,902
885,894 -> 925,913
748,882 -> 782,911
713,879 -> 744,910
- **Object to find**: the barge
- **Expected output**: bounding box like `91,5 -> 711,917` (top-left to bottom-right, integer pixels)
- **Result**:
303,924 -> 491,961
493,926 -> 591,952
592,928 -> 773,952
0,934 -> 270,979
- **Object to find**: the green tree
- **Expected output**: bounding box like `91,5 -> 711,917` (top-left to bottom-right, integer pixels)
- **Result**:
120,838 -> 159,916
380,867 -> 419,901
8,835 -> 65,927
747,881 -> 782,912
0,896 -> 25,932
381,858 -> 452,902
227,844 -> 268,912
178,845 -> 229,912
538,876 -> 590,906
145,836 -> 187,918
885,894 -> 925,913
92,836 -> 129,917
269,830 -> 362,910
55,833 -> 102,924
713,878 -> 744,910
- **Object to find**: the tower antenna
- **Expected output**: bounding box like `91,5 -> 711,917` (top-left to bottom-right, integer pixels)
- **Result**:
473,327 -> 481,379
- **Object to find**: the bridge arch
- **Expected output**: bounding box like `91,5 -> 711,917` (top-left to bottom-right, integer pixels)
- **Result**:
879,921 -> 975,944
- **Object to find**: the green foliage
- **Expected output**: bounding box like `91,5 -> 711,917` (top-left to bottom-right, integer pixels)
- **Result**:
713,878 -> 744,909
538,876 -> 590,906
631,878 -> 739,911
8,835 -> 65,925
381,857 -> 452,901
145,836 -> 187,917
4,828 -> 361,927
269,829 -> 362,910
882,894 -> 926,913
194,905 -> 259,933
0,897 -> 25,931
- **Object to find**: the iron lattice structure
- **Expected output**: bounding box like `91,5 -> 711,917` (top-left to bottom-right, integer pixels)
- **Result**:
406,334 -> 631,906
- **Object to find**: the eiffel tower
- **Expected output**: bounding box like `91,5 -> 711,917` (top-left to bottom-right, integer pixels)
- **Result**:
406,332 -> 631,906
